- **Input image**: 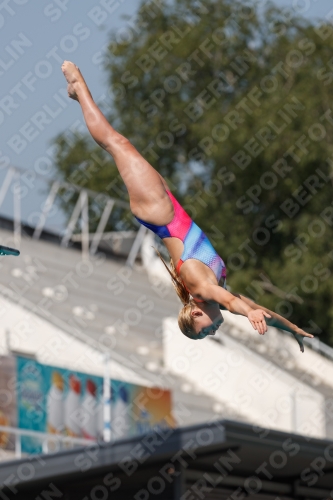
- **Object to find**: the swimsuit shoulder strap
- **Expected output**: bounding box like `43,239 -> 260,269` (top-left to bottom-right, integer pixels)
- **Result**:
176,259 -> 183,275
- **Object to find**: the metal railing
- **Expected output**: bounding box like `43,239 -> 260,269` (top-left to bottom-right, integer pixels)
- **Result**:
0,425 -> 96,460
303,334 -> 333,362
0,165 -> 147,266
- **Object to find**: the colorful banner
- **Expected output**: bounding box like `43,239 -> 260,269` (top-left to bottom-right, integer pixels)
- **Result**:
0,356 -> 17,451
0,356 -> 174,454
111,380 -> 175,439
17,357 -> 45,453
17,357 -> 103,453
0,356 -> 175,453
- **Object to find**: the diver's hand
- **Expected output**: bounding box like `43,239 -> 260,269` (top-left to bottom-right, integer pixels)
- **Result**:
292,327 -> 314,353
295,326 -> 314,339
248,309 -> 271,335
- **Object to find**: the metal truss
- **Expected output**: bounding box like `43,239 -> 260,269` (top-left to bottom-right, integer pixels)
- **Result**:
0,165 -> 147,267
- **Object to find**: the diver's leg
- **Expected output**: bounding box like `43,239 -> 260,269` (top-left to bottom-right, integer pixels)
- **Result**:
61,61 -> 173,225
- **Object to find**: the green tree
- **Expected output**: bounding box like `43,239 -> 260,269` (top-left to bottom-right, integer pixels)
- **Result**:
53,0 -> 333,344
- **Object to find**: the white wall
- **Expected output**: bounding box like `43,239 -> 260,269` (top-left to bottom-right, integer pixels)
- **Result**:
163,317 -> 326,438
225,310 -> 333,389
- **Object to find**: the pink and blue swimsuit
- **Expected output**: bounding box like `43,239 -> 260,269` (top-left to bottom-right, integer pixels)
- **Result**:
135,190 -> 227,286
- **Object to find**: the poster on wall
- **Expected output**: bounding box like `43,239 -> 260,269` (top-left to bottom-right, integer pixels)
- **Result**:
111,380 -> 175,440
17,357 -> 103,453
0,355 -> 175,454
0,356 -> 17,451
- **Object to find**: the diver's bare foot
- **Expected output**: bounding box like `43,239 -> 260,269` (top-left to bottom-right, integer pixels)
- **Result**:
61,61 -> 88,101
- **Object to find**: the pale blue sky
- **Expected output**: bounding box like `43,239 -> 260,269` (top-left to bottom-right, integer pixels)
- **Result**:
0,0 -> 332,232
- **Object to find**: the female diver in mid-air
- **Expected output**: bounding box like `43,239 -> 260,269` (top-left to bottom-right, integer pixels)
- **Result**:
61,61 -> 313,352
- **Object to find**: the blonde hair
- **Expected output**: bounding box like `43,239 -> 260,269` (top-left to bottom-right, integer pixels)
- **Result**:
155,249 -> 197,339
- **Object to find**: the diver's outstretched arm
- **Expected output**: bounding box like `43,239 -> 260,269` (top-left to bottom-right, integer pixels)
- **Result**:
203,285 -> 271,335
231,293 -> 314,352
235,294 -> 309,334
212,285 -> 314,352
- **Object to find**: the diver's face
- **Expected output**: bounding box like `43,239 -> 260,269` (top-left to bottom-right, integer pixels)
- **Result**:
191,303 -> 223,339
